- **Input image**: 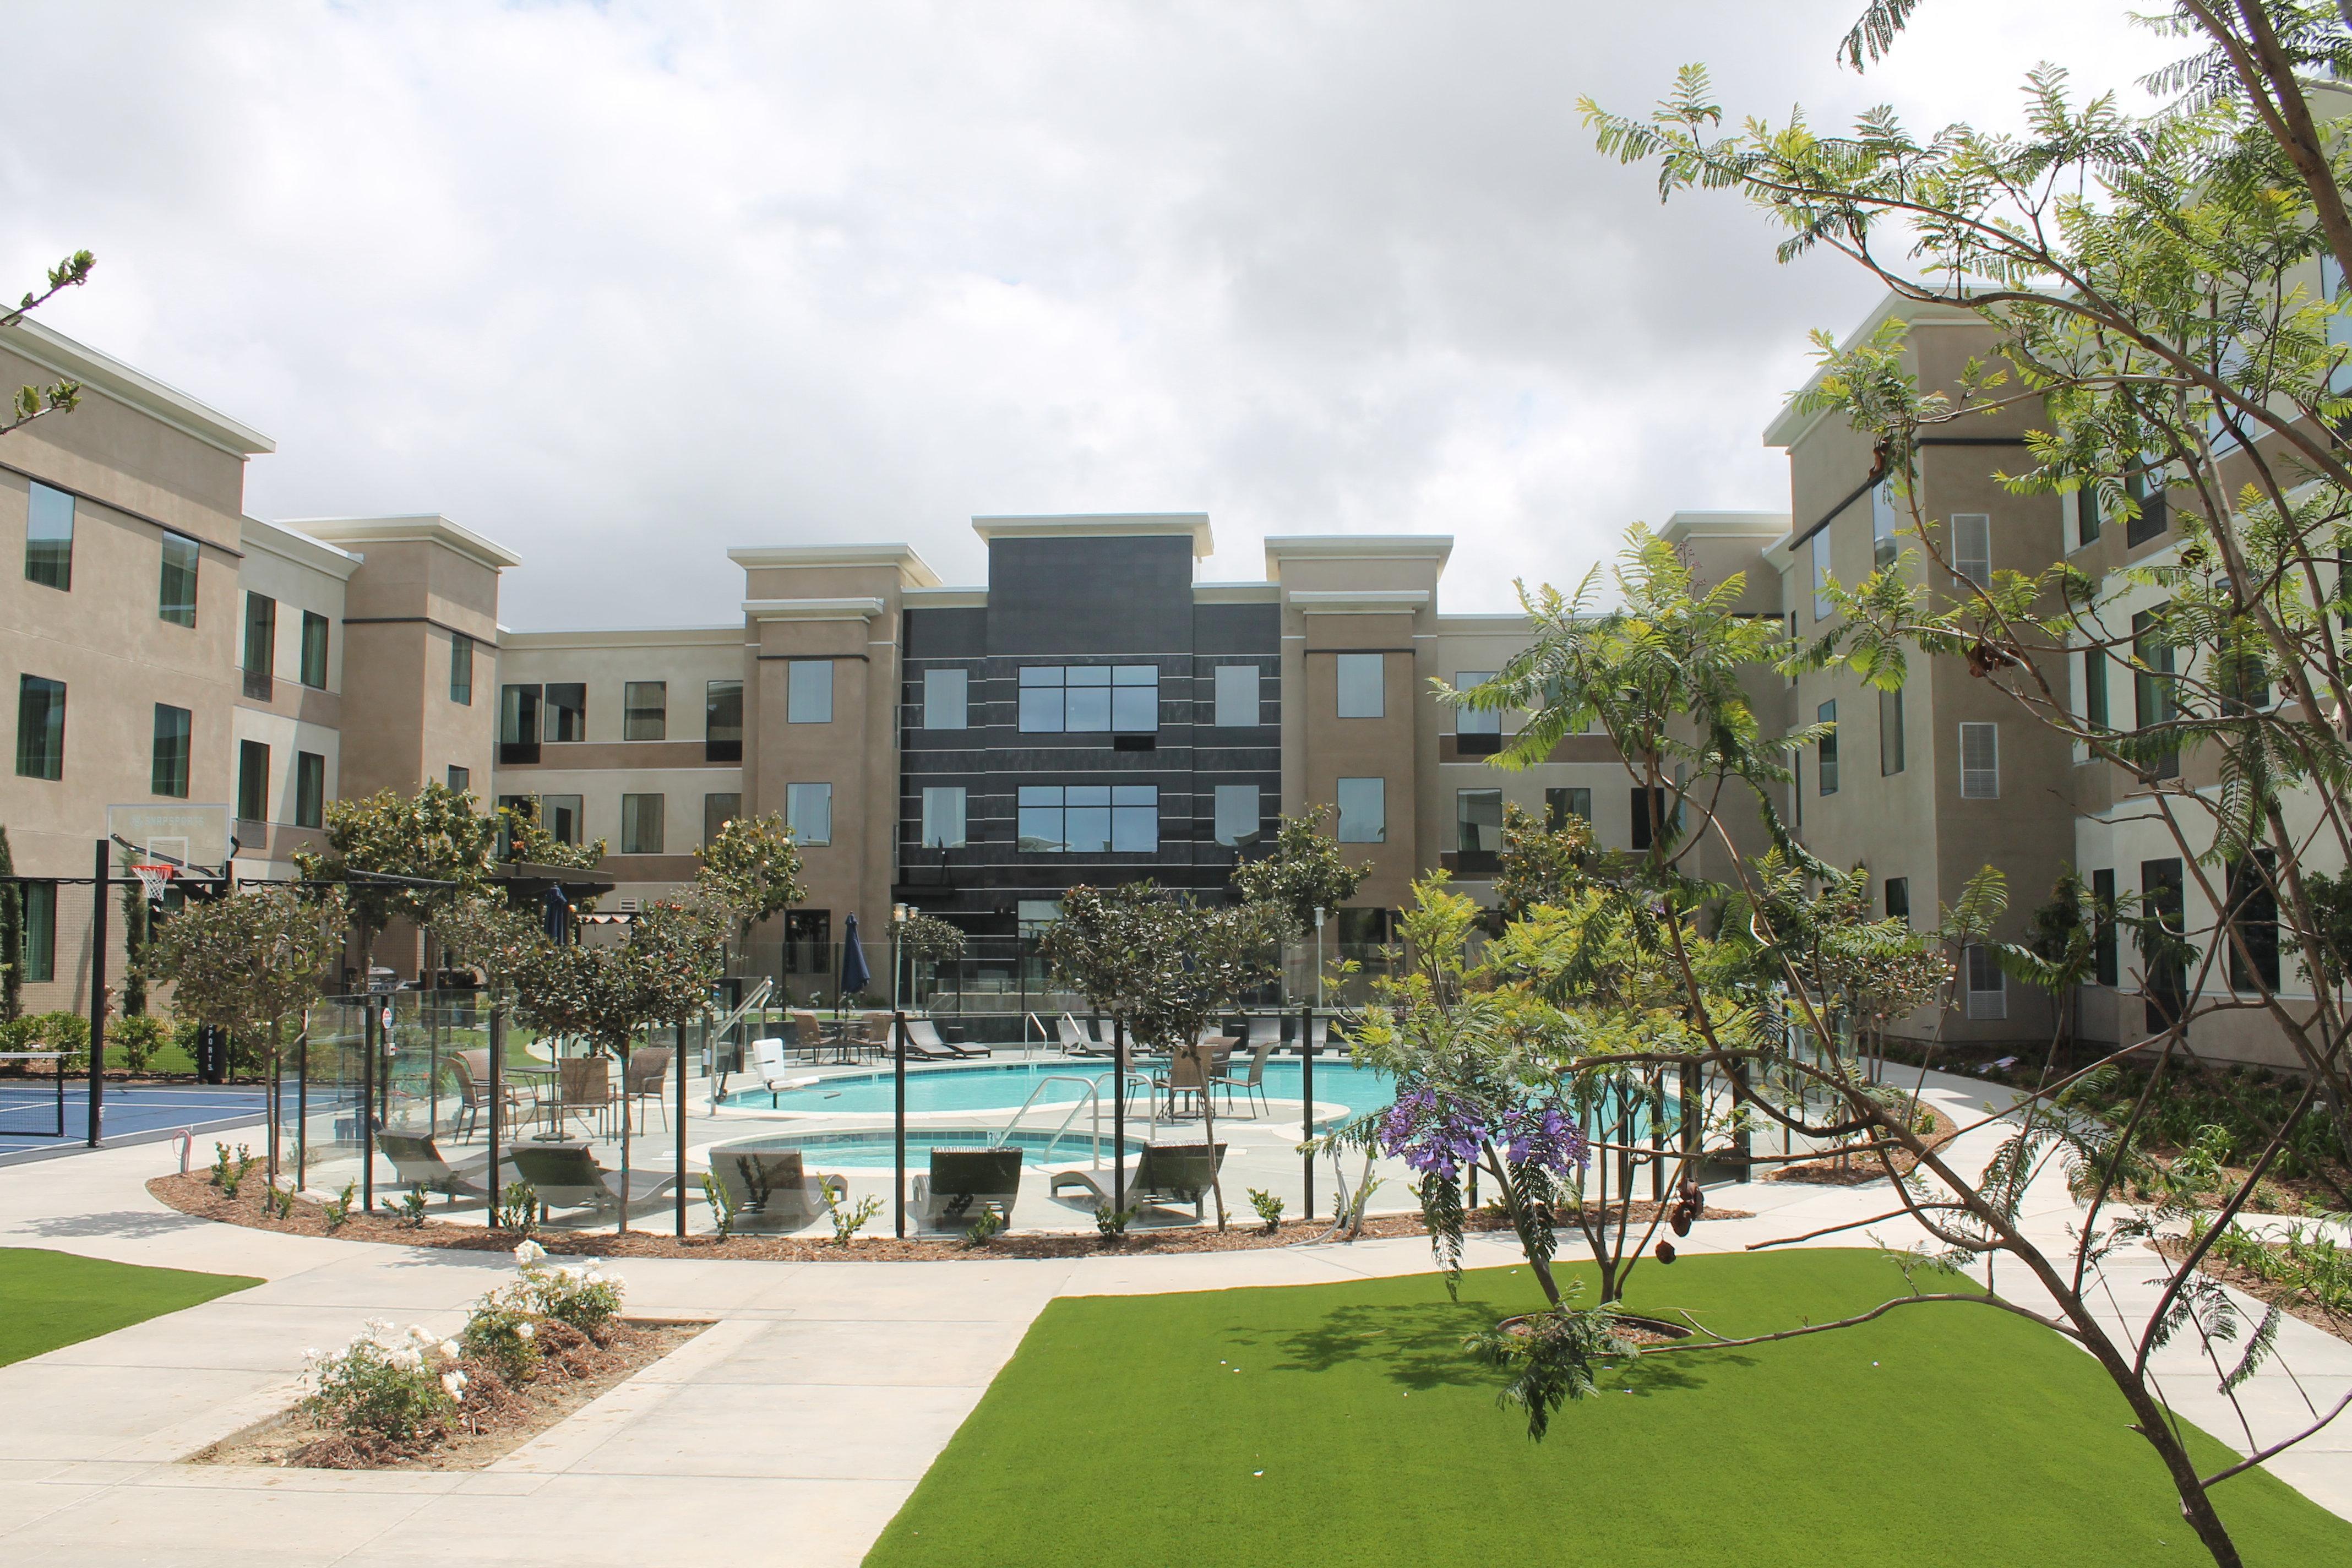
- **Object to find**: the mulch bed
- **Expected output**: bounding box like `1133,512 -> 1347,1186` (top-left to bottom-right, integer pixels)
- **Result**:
1766,1102 -> 1961,1186
2152,1235 -> 2352,1348
188,1318 -> 706,1470
147,1173 -> 1749,1262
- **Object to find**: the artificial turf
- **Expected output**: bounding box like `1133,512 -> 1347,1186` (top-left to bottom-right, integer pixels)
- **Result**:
0,1246 -> 259,1366
865,1248 -> 2352,1567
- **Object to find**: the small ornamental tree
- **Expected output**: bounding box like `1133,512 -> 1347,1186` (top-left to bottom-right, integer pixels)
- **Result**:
1230,805 -> 1370,939
695,811 -> 807,960
1492,802 -> 1597,924
149,884 -> 348,1183
294,782 -> 499,978
495,797 -> 608,876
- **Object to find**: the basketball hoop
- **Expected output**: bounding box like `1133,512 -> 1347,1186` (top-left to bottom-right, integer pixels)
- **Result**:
130,863 -> 176,905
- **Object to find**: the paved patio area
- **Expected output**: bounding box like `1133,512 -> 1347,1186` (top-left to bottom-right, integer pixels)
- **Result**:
0,1063 -> 2344,1566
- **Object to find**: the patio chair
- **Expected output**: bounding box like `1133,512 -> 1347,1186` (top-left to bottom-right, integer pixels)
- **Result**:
508,1142 -> 688,1222
623,1045 -> 672,1132
708,1145 -> 843,1232
911,1147 -> 1024,1230
447,1050 -> 524,1141
553,1055 -> 616,1139
1212,1041 -> 1273,1119
375,1131 -> 493,1203
905,1017 -> 991,1059
1152,1040 -> 1233,1119
791,1011 -> 834,1063
748,1039 -> 818,1107
1049,1143 -> 1227,1221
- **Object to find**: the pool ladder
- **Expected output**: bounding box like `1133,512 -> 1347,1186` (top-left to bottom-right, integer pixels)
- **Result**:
990,1070 -> 1155,1167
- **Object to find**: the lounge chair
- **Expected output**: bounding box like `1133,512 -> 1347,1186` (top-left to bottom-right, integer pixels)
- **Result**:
748,1039 -> 818,1107
1049,1143 -> 1228,1221
508,1143 -> 688,1221
905,1018 -> 991,1059
1057,1013 -> 1110,1057
375,1131 -> 493,1202
911,1147 -> 1023,1230
707,1145 -> 843,1232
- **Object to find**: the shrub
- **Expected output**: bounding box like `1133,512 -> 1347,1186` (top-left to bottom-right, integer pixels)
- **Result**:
512,1240 -> 628,1332
700,1172 -> 738,1239
1095,1203 -> 1136,1240
323,1181 -> 357,1231
25,1012 -> 89,1071
108,1014 -> 168,1075
963,1208 -> 1004,1248
493,1180 -> 539,1235
1247,1186 -> 1286,1234
823,1188 -> 884,1246
303,1320 -> 465,1441
382,1184 -> 428,1229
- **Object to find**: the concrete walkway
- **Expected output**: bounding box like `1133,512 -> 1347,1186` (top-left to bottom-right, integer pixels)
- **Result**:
0,1065 -> 2345,1566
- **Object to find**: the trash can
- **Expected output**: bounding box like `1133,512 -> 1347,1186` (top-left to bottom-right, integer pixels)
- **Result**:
195,1025 -> 228,1085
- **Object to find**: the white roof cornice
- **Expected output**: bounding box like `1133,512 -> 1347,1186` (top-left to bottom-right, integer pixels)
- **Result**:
743,596 -> 888,623
291,515 -> 522,571
2,317 -> 274,458
727,543 -> 941,586
1287,589 -> 1433,614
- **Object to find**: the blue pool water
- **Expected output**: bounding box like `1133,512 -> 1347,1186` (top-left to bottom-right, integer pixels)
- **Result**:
726,1058 -> 1395,1120
718,1125 -> 1152,1169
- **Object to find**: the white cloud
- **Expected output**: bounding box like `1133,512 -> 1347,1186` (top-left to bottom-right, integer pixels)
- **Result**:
2,0 -> 2181,623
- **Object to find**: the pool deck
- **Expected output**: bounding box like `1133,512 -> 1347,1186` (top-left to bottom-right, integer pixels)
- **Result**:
0,1062 -> 2344,1566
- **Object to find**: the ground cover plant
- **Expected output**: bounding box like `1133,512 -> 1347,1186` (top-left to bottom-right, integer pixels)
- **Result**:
865,1250 -> 2352,1568
0,1247 -> 257,1367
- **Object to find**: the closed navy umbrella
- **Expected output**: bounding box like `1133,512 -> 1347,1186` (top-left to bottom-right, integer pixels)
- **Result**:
839,911 -> 871,1005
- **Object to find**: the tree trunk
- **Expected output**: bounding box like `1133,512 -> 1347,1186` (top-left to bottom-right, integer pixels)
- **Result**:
1190,1038 -> 1229,1231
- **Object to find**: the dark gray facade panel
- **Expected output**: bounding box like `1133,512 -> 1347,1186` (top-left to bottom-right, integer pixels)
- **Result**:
984,536 -> 1195,656
903,606 -> 987,659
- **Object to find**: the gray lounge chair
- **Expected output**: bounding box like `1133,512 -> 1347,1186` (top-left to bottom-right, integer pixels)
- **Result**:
375,1131 -> 492,1202
709,1146 -> 842,1232
509,1143 -> 688,1221
911,1147 -> 1023,1229
906,1018 -> 992,1059
1049,1142 -> 1227,1221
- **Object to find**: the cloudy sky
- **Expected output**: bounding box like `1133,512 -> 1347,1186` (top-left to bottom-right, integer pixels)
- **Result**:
4,1 -> 2179,627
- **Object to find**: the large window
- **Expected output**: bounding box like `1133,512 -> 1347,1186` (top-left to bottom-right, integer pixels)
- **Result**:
1213,665 -> 1261,728
624,680 -> 667,740
1810,529 -> 1833,620
787,660 -> 834,724
1951,514 -> 1991,585
2075,482 -> 2103,549
922,668 -> 968,729
1959,721 -> 2000,799
2092,868 -> 2119,987
237,739 -> 270,822
1879,685 -> 1904,775
2133,608 -> 2179,780
1456,789 -> 1504,872
15,675 -> 64,780
787,782 -> 833,846
921,785 -> 968,848
1816,699 -> 1838,795
1213,783 -> 1261,847
500,683 -> 542,764
1885,877 -> 1910,924
1335,654 -> 1384,718
1871,479 -> 1901,570
1455,670 -> 1499,753
1019,665 -> 1157,733
2228,852 -> 2281,993
546,682 -> 585,741
449,633 -> 473,705
447,765 -> 469,793
2083,645 -> 2110,732
620,792 -> 665,854
300,611 -> 330,689
1016,785 -> 1157,852
704,792 -> 741,846
2141,857 -> 2187,1031
151,704 -> 190,797
1964,944 -> 2007,1020
1545,786 -> 1591,829
159,531 -> 199,628
296,750 -> 325,829
1630,786 -> 1669,850
2126,466 -> 2169,547
706,679 -> 743,762
24,480 -> 72,590
541,794 -> 582,845
242,592 -> 276,701
1335,776 -> 1385,842
19,881 -> 56,983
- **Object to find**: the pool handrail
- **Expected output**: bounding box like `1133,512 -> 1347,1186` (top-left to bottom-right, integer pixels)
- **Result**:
989,1070 -> 1156,1166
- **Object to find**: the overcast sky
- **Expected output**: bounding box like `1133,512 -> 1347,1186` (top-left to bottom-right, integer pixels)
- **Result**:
4,2 -> 2180,627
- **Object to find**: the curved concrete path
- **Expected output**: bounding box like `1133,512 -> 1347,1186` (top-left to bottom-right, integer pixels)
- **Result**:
0,1065 -> 2344,1566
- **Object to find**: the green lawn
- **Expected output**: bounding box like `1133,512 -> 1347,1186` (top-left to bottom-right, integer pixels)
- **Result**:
0,1248 -> 260,1366
867,1249 -> 2352,1567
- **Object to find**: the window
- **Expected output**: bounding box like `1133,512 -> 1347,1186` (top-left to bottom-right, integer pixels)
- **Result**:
1879,686 -> 1904,775
159,531 -> 199,627
2133,609 -> 2179,780
15,675 -> 64,780
1213,783 -> 1261,847
704,792 -> 742,846
1811,530 -> 1833,620
1456,789 -> 1504,872
1335,777 -> 1385,842
2126,466 -> 2169,547
785,910 -> 832,973
1455,672 -> 1500,739
1336,907 -> 1391,948
2141,857 -> 2187,1030
1964,944 -> 2007,1020
1951,514 -> 1991,586
1335,653 -> 1385,718
546,682 -> 585,742
237,739 -> 270,822
2083,645 -> 2110,732
2228,852 -> 2281,993
1213,664 -> 1261,728
2092,868 -> 2119,987
620,792 -> 666,854
787,660 -> 834,724
921,786 -> 967,848
1630,786 -> 1669,850
500,684 -> 542,764
706,679 -> 743,762
624,680 -> 667,741
2075,483 -> 2103,549
295,751 -> 325,829
1816,699 -> 1839,795
541,794 -> 582,846
1871,479 -> 1901,571
786,782 -> 832,846
1016,785 -> 1156,853
1015,901 -> 1060,937
1545,786 -> 1591,829
922,668 -> 968,730
1959,722 -> 2000,799
19,882 -> 56,983
448,633 -> 473,704
242,593 -> 275,700
1017,666 -> 1158,733
447,765 -> 469,793
24,480 -> 72,590
300,611 -> 330,690
1885,876 -> 1910,924
2219,620 -> 2271,714
151,704 -> 190,797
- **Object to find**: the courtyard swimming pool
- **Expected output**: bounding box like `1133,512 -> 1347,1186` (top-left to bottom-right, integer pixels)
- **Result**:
717,1124 -> 1153,1168
725,1058 -> 1397,1121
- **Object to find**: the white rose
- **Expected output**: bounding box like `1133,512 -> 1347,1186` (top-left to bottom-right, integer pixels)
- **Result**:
515,1322 -> 536,1341
439,1340 -> 461,1359
513,1240 -> 546,1266
408,1325 -> 438,1344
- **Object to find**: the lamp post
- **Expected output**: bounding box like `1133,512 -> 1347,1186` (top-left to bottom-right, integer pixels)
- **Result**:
1313,906 -> 1326,1012
890,902 -> 909,1015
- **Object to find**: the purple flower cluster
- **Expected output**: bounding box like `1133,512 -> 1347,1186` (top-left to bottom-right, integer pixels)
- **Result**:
1378,1088 -> 1589,1183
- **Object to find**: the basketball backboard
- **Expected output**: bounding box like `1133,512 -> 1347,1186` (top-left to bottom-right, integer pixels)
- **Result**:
106,803 -> 232,878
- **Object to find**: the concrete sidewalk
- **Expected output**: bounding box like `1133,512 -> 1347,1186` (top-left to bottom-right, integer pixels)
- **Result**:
0,1064 -> 2344,1566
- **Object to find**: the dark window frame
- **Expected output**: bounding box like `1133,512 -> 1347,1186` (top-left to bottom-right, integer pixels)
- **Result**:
158,531 -> 199,628
237,738 -> 270,823
150,703 -> 192,798
15,674 -> 65,781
